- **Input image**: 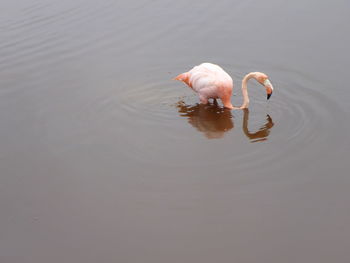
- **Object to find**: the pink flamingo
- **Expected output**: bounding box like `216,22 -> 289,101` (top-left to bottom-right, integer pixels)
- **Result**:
174,63 -> 274,109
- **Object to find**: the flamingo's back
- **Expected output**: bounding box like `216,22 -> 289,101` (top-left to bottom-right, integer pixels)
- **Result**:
188,63 -> 233,93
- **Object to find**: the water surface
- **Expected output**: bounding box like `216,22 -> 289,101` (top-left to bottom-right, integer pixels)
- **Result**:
1,0 -> 350,262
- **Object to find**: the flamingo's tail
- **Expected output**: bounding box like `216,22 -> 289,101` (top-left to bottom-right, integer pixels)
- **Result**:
174,73 -> 186,81
173,72 -> 191,87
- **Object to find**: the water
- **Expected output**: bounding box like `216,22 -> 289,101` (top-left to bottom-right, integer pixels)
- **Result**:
1,0 -> 350,262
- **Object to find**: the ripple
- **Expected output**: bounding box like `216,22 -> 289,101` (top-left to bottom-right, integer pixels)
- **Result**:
113,64 -> 348,170
117,72 -> 196,123
224,65 -> 348,173
0,0 -> 119,72
0,0 -> 347,173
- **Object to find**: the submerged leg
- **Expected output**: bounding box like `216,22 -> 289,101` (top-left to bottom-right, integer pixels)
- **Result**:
220,96 -> 234,109
199,94 -> 209,104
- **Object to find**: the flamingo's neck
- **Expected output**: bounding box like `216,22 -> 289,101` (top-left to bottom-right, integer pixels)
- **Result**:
240,73 -> 255,109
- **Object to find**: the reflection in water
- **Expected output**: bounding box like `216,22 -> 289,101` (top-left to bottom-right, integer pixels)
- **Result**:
242,109 -> 274,142
176,100 -> 274,141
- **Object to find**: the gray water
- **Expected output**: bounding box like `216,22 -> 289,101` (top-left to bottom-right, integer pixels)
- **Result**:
1,0 -> 350,262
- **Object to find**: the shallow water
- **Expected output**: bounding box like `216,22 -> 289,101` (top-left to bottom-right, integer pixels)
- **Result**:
1,0 -> 350,262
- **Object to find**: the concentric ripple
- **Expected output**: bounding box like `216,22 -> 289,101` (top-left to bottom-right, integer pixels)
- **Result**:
113,64 -> 347,171
0,0 -> 347,173
117,70 -> 196,123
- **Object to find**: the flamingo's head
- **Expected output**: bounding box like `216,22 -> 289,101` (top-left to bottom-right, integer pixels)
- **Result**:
255,73 -> 274,100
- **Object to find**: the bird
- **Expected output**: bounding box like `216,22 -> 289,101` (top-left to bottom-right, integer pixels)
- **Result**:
174,63 -> 274,109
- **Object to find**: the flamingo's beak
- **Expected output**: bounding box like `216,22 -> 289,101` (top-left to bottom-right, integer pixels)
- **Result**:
267,92 -> 272,100
264,79 -> 274,100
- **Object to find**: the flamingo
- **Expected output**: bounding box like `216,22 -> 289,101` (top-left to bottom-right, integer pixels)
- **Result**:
174,63 -> 274,109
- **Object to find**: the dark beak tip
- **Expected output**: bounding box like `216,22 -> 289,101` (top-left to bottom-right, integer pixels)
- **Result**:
267,93 -> 272,100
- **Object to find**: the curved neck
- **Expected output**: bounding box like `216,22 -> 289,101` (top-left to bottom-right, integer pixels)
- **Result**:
240,72 -> 255,109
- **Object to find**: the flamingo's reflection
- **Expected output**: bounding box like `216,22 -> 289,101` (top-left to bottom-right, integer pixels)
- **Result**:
176,100 -> 274,141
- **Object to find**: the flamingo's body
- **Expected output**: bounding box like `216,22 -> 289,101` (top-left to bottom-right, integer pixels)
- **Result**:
174,63 -> 274,109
